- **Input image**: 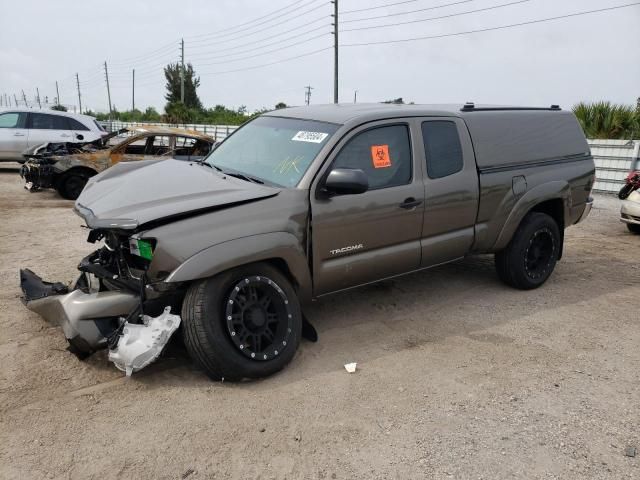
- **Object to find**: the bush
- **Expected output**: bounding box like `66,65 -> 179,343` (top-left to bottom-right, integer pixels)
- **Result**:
572,101 -> 639,139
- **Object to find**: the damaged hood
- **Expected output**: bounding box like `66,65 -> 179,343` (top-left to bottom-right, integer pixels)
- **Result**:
75,159 -> 280,230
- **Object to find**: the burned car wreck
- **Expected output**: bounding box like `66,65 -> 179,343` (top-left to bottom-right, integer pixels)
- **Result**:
20,127 -> 215,199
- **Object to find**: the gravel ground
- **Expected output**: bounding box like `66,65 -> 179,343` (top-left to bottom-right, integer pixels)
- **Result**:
0,163 -> 638,480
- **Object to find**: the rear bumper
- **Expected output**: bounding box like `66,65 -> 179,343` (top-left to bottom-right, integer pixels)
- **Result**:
20,269 -> 139,355
577,197 -> 594,223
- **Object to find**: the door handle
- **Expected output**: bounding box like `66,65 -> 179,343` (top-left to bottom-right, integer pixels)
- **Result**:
399,197 -> 422,210
61,133 -> 71,137
13,133 -> 25,137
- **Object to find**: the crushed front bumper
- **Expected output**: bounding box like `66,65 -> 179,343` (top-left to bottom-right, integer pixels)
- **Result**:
20,269 -> 139,357
20,160 -> 57,192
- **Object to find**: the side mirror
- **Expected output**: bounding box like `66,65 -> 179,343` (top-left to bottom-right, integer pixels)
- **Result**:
324,168 -> 368,196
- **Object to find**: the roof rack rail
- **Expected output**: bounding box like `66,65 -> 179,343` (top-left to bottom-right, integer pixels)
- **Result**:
460,104 -> 563,112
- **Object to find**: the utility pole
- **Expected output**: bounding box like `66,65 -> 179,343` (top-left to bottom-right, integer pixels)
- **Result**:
331,0 -> 339,104
354,90 -> 358,103
36,88 -> 41,108
180,38 -> 185,103
55,81 -> 60,106
132,69 -> 135,111
1,95 -> 4,107
104,61 -> 113,120
22,89 -> 27,107
304,85 -> 314,106
75,74 -> 82,113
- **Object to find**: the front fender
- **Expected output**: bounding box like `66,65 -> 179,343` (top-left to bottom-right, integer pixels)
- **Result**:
493,181 -> 570,251
164,232 -> 313,302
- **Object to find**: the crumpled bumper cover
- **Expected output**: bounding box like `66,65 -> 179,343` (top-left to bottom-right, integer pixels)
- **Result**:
20,269 -> 181,374
20,269 -> 139,357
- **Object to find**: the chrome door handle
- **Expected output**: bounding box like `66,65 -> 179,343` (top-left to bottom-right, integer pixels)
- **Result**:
13,133 -> 25,137
399,197 -> 422,210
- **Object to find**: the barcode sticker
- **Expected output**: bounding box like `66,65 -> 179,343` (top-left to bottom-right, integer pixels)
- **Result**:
292,131 -> 329,143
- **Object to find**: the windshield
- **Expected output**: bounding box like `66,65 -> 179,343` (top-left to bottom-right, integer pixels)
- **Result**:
206,116 -> 339,187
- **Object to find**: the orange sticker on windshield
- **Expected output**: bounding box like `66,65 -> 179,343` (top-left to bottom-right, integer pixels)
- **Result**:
371,145 -> 391,168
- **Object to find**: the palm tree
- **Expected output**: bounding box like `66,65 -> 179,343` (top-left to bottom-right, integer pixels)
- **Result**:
572,101 -> 639,139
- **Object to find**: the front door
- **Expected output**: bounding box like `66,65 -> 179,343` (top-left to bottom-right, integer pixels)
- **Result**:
0,112 -> 28,160
311,121 -> 425,295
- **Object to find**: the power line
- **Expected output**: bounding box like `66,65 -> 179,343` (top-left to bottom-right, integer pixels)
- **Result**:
109,41 -> 178,66
186,0 -> 322,40
198,46 -> 332,76
341,0 -> 420,14
341,0 -> 475,24
195,32 -> 330,67
340,0 -> 530,32
341,2 -> 640,46
188,23 -> 329,59
188,2 -> 329,46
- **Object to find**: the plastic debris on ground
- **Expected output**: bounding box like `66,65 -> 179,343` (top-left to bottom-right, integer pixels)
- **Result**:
344,362 -> 357,373
108,306 -> 181,376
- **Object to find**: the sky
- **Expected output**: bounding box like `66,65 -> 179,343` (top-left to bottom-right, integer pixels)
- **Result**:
0,0 -> 639,114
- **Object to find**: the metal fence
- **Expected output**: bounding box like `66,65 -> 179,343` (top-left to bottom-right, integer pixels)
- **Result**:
103,121 -> 639,194
104,121 -> 239,142
589,139 -> 639,193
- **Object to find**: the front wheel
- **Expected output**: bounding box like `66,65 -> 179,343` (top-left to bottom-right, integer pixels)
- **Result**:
57,170 -> 94,200
495,212 -> 561,290
182,263 -> 302,381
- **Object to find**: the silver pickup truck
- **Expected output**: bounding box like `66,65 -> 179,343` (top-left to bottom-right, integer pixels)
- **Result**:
20,103 -> 595,380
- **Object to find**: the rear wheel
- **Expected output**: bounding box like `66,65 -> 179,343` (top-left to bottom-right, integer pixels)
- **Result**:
57,170 -> 94,200
182,263 -> 302,380
495,212 -> 561,290
627,223 -> 640,234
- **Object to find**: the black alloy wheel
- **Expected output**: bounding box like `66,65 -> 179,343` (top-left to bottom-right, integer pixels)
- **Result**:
225,276 -> 293,361
523,227 -> 555,280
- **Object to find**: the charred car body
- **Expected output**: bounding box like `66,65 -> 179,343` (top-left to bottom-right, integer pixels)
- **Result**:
21,103 -> 595,379
20,126 -> 214,199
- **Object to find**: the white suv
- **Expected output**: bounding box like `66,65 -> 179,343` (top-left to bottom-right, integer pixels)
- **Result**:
0,109 -> 107,162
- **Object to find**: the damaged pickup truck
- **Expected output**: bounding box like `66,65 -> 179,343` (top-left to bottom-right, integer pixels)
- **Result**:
20,126 -> 215,200
20,103 -> 595,379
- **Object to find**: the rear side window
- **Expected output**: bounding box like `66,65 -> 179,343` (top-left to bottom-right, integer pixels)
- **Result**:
67,118 -> 90,131
333,125 -> 412,190
0,112 -> 24,128
29,113 -> 70,130
422,121 -> 464,179
93,120 -> 106,132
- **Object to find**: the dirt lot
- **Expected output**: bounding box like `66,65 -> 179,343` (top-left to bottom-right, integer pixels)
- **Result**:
0,163 -> 638,480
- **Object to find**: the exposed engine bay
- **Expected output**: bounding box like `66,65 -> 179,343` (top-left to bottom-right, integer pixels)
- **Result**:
20,228 -> 183,375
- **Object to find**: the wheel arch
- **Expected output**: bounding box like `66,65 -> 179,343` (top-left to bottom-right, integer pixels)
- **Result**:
54,165 -> 98,185
165,232 -> 313,303
493,181 -> 570,253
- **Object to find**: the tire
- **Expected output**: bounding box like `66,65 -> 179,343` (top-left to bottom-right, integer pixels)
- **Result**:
627,223 -> 640,234
618,183 -> 636,200
57,170 -> 93,200
182,263 -> 302,381
495,212 -> 561,290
